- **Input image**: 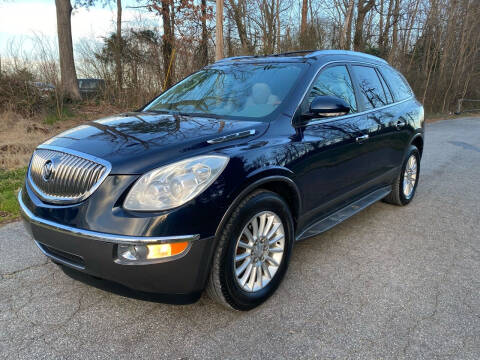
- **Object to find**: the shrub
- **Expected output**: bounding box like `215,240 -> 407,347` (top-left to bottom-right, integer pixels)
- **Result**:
0,69 -> 46,117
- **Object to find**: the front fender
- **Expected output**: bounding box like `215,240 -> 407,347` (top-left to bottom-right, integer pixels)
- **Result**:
216,169 -> 302,238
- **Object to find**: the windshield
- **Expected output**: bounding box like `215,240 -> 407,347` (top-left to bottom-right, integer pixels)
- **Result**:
144,63 -> 306,120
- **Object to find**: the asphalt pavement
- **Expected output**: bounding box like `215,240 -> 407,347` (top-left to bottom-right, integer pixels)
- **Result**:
1,117 -> 479,359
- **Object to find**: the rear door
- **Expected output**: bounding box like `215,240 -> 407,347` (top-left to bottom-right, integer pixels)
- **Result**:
378,66 -> 416,167
350,64 -> 397,184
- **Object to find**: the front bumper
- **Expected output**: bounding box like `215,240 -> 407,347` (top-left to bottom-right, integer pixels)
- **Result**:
18,190 -> 216,296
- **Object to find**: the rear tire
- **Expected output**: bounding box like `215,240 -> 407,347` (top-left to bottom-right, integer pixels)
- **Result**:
383,145 -> 420,206
206,189 -> 294,310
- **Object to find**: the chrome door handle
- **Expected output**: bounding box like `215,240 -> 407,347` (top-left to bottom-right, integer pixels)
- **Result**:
355,134 -> 369,143
395,120 -> 406,130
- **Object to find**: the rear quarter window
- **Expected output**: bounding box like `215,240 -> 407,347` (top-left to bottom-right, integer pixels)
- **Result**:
380,67 -> 413,102
351,65 -> 389,110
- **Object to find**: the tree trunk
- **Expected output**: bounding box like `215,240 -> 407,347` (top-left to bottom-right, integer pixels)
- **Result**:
300,0 -> 308,48
200,0 -> 209,65
161,0 -> 175,89
227,16 -> 233,57
388,0 -> 401,63
353,0 -> 375,51
55,0 -> 81,100
340,0 -> 355,49
229,0 -> 251,55
380,0 -> 394,54
276,0 -> 280,53
378,0 -> 384,49
115,0 -> 122,99
403,0 -> 420,54
216,0 -> 224,60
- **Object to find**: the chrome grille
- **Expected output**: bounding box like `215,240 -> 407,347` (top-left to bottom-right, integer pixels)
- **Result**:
28,147 -> 111,204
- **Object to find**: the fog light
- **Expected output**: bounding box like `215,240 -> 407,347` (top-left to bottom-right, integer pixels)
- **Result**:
118,244 -> 149,261
146,242 -> 188,259
117,242 -> 189,263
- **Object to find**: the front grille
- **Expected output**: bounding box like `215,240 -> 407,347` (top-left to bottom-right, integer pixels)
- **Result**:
28,147 -> 111,204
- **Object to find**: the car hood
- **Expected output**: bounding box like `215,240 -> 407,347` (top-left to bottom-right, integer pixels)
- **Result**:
42,112 -> 267,174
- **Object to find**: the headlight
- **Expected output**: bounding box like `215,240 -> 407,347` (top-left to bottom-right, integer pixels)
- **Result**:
124,155 -> 229,211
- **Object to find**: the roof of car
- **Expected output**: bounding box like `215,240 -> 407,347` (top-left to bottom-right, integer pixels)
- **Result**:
214,50 -> 388,66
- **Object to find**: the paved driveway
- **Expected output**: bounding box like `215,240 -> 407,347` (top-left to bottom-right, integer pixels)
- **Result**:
1,118 -> 480,359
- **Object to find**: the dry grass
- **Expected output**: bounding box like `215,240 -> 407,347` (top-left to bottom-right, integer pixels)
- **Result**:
0,103 -> 124,224
0,103 -> 123,170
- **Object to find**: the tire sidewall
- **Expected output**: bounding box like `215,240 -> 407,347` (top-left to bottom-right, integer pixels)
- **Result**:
399,146 -> 420,205
220,191 -> 294,310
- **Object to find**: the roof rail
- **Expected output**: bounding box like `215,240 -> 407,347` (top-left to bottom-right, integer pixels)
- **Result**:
213,50 -> 388,64
272,50 -> 317,57
215,55 -> 256,63
306,50 -> 388,64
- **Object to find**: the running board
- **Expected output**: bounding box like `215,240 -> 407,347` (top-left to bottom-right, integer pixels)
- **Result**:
296,186 -> 392,241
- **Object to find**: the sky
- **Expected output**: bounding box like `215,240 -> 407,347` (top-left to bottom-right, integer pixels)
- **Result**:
0,0 -> 158,57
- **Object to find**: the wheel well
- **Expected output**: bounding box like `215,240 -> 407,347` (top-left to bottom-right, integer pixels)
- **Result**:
259,181 -> 300,228
411,136 -> 424,158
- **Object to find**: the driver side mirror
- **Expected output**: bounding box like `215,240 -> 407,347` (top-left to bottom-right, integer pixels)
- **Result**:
305,95 -> 350,119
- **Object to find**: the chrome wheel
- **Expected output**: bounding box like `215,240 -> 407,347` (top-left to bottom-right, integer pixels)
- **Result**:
403,154 -> 418,199
233,211 -> 285,292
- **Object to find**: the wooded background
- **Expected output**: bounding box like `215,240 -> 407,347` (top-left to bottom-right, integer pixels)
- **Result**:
2,0 -> 480,114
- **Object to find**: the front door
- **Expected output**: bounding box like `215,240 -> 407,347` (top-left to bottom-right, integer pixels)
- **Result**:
291,64 -> 376,224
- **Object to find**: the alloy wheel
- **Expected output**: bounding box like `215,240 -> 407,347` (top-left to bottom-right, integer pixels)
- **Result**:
233,211 -> 285,292
403,154 -> 418,199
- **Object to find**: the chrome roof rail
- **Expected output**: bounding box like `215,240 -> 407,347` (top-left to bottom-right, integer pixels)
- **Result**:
305,50 -> 388,64
213,50 -> 388,64
215,55 -> 256,63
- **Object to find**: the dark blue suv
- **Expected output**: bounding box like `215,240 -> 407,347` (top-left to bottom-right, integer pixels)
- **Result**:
19,50 -> 424,310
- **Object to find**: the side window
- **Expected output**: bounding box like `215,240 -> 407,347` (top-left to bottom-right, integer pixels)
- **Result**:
377,69 -> 394,104
307,65 -> 357,113
352,65 -> 389,109
380,66 -> 413,101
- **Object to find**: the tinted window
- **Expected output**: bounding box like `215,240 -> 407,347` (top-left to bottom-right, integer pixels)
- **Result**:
307,65 -> 357,113
380,66 -> 413,101
352,65 -> 388,109
378,71 -> 394,104
145,63 -> 306,120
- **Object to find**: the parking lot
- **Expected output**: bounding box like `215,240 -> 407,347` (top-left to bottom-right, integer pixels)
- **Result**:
1,117 -> 479,359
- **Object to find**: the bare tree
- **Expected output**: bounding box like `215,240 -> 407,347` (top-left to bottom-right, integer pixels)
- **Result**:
340,0 -> 354,49
55,0 -> 81,100
148,0 -> 176,89
200,0 -> 209,65
300,0 -> 308,48
227,0 -> 253,54
216,0 -> 224,60
115,0 -> 122,98
353,0 -> 376,51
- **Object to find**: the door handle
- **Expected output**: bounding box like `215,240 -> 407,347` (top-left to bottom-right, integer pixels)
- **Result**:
355,134 -> 369,143
395,120 -> 406,130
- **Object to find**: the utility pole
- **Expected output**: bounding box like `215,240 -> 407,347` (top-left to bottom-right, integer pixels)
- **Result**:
215,0 -> 224,61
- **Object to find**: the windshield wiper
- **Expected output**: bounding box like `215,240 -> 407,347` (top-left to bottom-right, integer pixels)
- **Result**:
144,109 -> 223,120
144,109 -> 170,115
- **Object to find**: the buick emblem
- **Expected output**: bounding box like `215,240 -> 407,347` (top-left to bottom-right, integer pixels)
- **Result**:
42,160 -> 54,181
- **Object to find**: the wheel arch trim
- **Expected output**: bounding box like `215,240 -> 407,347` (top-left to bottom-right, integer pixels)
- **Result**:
410,133 -> 424,157
214,175 -> 302,239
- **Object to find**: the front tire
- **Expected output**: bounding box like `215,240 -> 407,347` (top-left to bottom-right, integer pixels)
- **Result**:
384,145 -> 420,206
206,190 -> 294,310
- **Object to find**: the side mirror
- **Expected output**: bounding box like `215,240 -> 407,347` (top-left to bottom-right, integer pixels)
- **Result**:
306,96 -> 350,118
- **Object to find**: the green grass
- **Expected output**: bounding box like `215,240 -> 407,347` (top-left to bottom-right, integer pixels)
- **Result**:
0,167 -> 27,224
44,105 -> 75,125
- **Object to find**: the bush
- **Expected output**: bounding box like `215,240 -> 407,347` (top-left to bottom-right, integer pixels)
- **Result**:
0,69 -> 46,117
